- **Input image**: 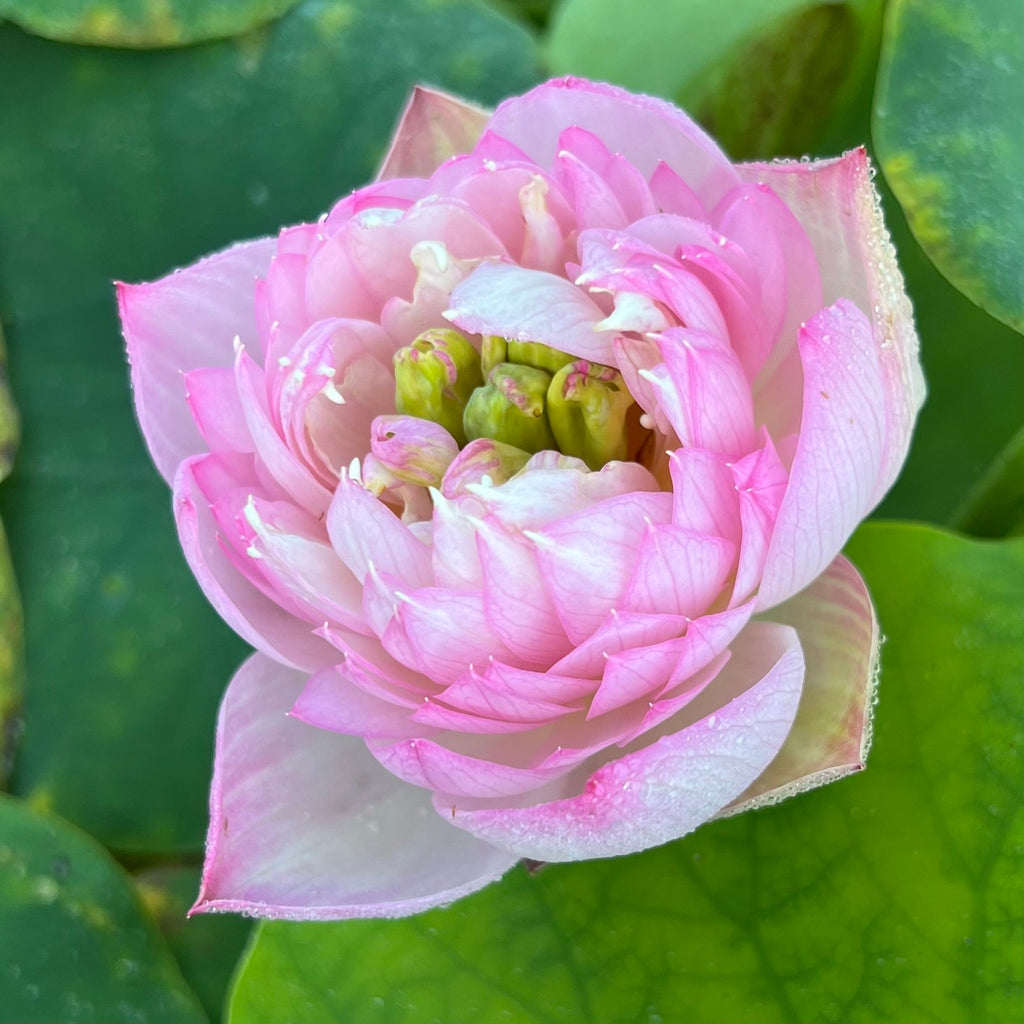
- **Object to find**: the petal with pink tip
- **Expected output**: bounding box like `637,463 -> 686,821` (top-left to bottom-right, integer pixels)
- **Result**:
554,145 -> 628,231
173,457 -> 334,672
487,77 -> 739,206
193,654 -> 515,920
118,237 -> 276,482
724,554 -> 878,814
557,127 -> 657,223
378,85 -> 490,180
448,620 -> 804,860
648,161 -> 707,219
757,299 -> 886,609
446,262 -> 617,363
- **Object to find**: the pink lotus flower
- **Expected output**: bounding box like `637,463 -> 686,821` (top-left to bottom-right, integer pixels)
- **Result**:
119,78 -> 924,919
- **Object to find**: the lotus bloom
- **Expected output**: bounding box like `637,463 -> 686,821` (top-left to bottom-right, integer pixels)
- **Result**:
119,77 -> 924,919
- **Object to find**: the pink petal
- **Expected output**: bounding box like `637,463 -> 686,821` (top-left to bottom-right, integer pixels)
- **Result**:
729,435 -> 788,607
476,517 -> 574,666
233,344 -> 333,518
531,491 -> 674,644
173,457 -> 335,672
391,587 -> 521,686
588,602 -> 752,719
737,148 -> 924,494
369,735 -> 562,799
551,608 -> 691,678
621,523 -> 735,618
556,126 -> 657,223
306,199 -> 508,324
714,182 -> 823,386
241,495 -> 368,635
447,620 -> 804,860
118,237 -> 276,482
757,299 -> 886,610
291,664 -> 426,739
648,161 -> 708,220
378,85 -> 490,181
193,653 -> 515,920
326,472 -> 433,587
184,367 -> 252,453
723,554 -> 878,813
554,144 -> 629,231
435,660 -> 593,720
655,327 -> 756,456
667,447 -> 741,542
446,262 -> 617,363
486,77 -> 739,206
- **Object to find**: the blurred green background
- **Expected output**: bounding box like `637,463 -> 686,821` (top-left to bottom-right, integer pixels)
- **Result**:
0,0 -> 1021,1020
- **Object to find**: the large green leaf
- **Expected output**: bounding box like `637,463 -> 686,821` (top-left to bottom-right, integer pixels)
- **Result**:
547,0 -> 881,159
0,0 -> 541,853
0,0 -> 302,47
693,1 -> 883,160
873,177 -> 1024,523
951,423 -> 1024,538
547,0 -> 808,104
874,0 -> 1024,334
228,523 -> 1024,1024
0,794 -> 208,1023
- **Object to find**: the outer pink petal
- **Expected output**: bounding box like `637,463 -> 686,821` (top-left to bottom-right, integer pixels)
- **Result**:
193,653 -> 515,920
724,554 -> 878,814
446,262 -> 617,363
738,148 -> 924,499
757,299 -> 886,609
448,620 -> 804,860
119,237 -> 276,483
378,85 -> 490,181
487,77 -> 739,206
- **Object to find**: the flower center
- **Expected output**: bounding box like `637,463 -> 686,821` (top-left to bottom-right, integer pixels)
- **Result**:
393,328 -> 635,471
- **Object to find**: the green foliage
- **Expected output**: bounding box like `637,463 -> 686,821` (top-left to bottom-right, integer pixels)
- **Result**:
0,0 -> 302,47
0,322 -> 22,787
874,0 -> 1024,334
0,795 -> 208,1023
137,865 -> 253,1023
227,524 -> 1024,1024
